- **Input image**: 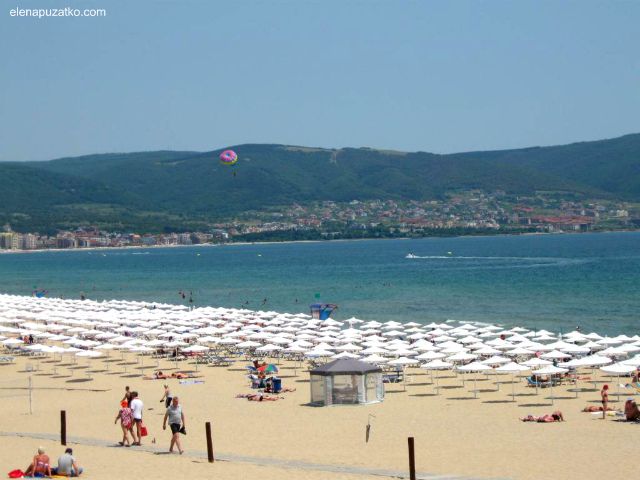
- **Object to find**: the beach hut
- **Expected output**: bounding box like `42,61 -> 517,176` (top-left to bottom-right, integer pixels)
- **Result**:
309,359 -> 384,406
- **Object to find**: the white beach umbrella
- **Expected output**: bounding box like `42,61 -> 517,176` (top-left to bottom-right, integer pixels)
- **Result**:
361,346 -> 389,355
76,350 -> 102,358
480,355 -> 511,365
447,352 -> 477,362
304,349 -> 333,358
580,355 -> 612,388
331,351 -> 360,360
388,357 -> 419,391
256,344 -> 284,352
420,360 -> 453,395
457,362 -> 493,398
182,345 -> 209,352
284,345 -> 308,354
600,363 -> 636,400
415,351 -> 446,361
541,350 -> 572,360
562,358 -> 590,398
505,347 -> 535,357
334,343 -> 363,352
532,365 -> 568,404
361,354 -> 389,364
598,346 -> 629,357
621,356 -> 640,367
495,362 -> 530,399
474,347 -> 502,356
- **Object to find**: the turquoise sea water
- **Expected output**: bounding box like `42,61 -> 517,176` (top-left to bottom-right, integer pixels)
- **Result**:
0,232 -> 639,336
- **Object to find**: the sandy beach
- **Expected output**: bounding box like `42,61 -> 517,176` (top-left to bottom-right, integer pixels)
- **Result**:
1,352 -> 636,480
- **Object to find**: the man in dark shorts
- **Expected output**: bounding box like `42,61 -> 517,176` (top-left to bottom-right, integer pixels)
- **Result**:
163,396 -> 185,454
129,391 -> 144,445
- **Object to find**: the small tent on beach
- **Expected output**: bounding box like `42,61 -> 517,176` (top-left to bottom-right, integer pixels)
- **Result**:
310,359 -> 384,406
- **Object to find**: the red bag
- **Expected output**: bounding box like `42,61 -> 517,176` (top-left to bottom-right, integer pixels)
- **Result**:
8,470 -> 24,478
140,424 -> 148,437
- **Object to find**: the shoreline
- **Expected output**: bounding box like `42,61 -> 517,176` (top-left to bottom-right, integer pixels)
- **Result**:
1,228 -> 638,255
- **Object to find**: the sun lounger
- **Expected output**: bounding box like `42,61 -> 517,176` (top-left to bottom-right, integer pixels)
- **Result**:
526,376 -> 551,388
0,356 -> 15,364
383,372 -> 402,383
209,355 -> 233,367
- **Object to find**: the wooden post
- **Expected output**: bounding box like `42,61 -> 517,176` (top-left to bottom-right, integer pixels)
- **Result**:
205,422 -> 214,463
61,411 -> 67,446
408,437 -> 416,480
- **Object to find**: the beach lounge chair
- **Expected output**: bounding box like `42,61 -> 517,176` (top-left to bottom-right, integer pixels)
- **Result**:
0,356 -> 15,364
210,355 -> 233,367
383,372 -> 402,383
526,376 -> 550,388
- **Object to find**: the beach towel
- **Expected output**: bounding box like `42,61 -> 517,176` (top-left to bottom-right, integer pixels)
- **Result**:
632,381 -> 640,393
179,380 -> 204,385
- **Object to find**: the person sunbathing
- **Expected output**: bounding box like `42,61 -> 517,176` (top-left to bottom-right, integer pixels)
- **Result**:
521,411 -> 564,422
236,394 -> 281,401
583,405 -> 615,412
263,385 -> 296,393
143,371 -> 168,380
170,372 -> 195,379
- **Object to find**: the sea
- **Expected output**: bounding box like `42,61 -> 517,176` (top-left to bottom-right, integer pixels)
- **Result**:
1,232 -> 639,337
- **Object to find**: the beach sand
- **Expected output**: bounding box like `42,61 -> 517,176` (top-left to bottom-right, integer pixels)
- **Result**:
0,354 -> 635,480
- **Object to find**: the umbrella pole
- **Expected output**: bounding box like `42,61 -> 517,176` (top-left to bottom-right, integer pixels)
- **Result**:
403,366 -> 406,392
435,371 -> 440,396
474,375 -> 478,399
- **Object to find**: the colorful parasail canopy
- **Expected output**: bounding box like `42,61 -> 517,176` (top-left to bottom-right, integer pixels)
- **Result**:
220,150 -> 238,166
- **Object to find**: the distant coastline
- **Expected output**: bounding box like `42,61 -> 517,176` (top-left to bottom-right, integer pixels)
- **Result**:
1,229 -> 638,255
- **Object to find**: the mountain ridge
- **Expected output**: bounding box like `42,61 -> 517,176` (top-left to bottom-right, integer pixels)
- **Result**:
1,133 -> 639,233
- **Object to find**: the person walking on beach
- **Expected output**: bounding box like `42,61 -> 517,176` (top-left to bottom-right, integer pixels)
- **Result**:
601,384 -> 609,419
130,391 -> 144,445
160,384 -> 172,408
114,400 -> 137,447
163,397 -> 185,454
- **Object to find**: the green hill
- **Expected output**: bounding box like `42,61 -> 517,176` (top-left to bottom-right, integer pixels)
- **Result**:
2,133 -> 639,233
455,133 -> 640,198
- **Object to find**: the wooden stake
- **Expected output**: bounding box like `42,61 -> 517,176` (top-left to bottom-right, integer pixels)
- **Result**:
61,410 -> 67,446
205,422 -> 214,463
408,437 -> 416,480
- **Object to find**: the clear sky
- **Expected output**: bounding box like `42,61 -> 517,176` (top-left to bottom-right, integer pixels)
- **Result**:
2,0 -> 639,161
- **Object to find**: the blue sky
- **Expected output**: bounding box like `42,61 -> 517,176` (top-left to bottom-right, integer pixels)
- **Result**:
1,0 -> 639,161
